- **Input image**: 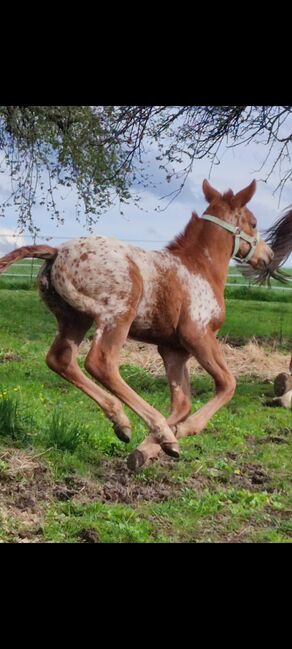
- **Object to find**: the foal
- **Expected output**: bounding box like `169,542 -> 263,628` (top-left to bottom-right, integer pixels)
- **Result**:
0,179 -> 273,470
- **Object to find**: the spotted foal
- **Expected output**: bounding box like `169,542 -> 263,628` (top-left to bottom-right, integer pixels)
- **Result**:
0,179 -> 273,470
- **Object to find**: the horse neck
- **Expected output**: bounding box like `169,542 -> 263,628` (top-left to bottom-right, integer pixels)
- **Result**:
167,215 -> 233,292
196,219 -> 234,288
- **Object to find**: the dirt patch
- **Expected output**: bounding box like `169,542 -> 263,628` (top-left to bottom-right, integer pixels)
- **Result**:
0,449 -> 54,541
226,451 -> 238,460
0,447 -> 277,544
80,338 -> 291,380
261,435 -> 289,444
78,528 -> 101,543
0,352 -> 22,363
212,458 -> 273,491
232,463 -> 271,490
223,523 -> 262,543
265,507 -> 292,520
0,450 -> 183,542
247,428 -> 291,446
72,459 -> 180,505
0,448 -> 212,543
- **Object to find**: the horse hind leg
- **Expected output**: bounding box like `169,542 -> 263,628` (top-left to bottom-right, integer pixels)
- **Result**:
46,318 -> 133,441
39,270 -> 133,442
84,315 -> 180,463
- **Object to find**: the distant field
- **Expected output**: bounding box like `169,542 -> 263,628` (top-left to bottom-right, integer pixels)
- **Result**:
0,259 -> 43,290
225,268 -> 292,302
227,266 -> 292,286
0,289 -> 292,347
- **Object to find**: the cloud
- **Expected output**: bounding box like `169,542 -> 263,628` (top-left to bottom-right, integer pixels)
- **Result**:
0,228 -> 25,254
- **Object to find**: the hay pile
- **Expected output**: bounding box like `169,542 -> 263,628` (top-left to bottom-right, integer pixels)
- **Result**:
211,340 -> 290,380
80,338 -> 291,380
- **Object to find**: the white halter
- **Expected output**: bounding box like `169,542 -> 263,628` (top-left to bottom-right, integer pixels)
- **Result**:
201,214 -> 260,263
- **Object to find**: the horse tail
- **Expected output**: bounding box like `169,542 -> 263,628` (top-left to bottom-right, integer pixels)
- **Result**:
0,245 -> 58,274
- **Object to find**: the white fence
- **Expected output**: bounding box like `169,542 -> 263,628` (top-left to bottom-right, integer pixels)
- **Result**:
1,233 -> 292,291
225,275 -> 292,290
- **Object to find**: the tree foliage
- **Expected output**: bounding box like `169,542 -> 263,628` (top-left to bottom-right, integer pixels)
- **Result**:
0,105 -> 291,232
0,106 -> 132,232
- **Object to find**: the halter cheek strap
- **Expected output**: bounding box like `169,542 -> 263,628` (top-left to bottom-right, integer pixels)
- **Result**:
201,214 -> 260,263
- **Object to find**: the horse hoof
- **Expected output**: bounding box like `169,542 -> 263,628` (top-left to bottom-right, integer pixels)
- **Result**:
113,425 -> 131,443
161,442 -> 180,459
127,450 -> 145,472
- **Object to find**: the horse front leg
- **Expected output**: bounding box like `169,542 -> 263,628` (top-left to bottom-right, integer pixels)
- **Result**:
158,345 -> 192,426
175,330 -> 236,438
127,330 -> 236,470
127,346 -> 191,471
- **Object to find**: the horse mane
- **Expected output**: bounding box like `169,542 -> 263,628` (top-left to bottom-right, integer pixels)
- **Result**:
222,190 -> 234,206
166,212 -> 200,253
241,207 -> 292,285
166,192 -> 235,255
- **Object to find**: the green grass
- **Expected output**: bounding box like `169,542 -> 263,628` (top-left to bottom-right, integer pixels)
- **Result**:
221,300 -> 292,345
42,410 -> 88,452
0,391 -> 31,444
225,286 -> 292,302
1,289 -> 292,543
225,266 -> 292,303
0,259 -> 42,290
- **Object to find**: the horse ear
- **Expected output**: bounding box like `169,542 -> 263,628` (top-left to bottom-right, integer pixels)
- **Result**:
202,179 -> 221,203
234,180 -> 256,208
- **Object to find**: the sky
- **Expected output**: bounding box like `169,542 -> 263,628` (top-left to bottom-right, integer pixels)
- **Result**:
0,129 -> 292,265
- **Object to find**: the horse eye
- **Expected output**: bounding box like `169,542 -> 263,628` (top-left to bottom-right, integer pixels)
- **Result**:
252,223 -> 257,229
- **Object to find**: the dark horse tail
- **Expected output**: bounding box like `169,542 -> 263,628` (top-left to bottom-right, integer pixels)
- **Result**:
240,207 -> 292,285
0,245 -> 58,274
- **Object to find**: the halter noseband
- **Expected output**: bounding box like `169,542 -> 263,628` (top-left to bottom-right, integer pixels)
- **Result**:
201,214 -> 260,263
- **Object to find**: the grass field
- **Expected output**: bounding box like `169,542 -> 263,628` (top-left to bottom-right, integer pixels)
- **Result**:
1,288 -> 292,543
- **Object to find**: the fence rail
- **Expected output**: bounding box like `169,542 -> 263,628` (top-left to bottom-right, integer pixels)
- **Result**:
1,234 -> 292,291
2,266 -> 292,290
